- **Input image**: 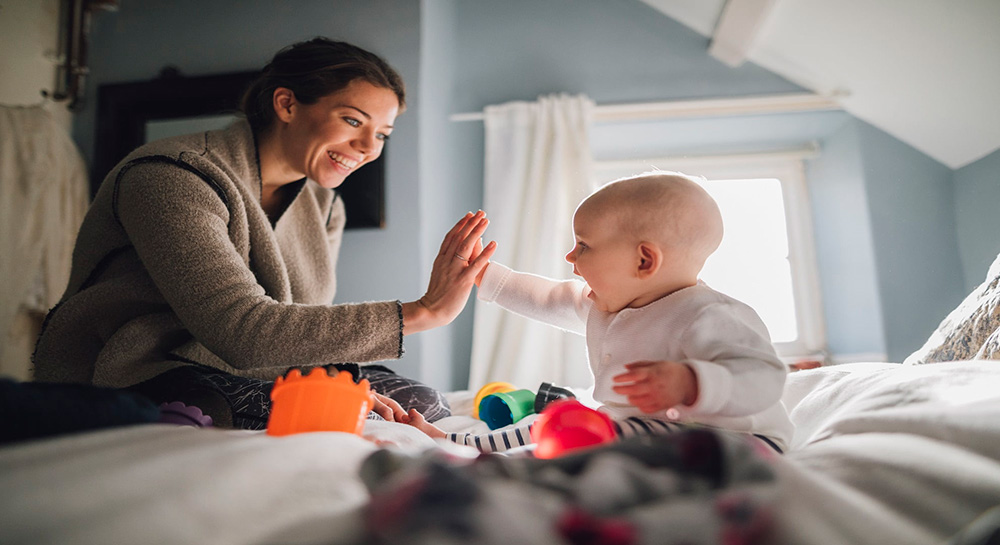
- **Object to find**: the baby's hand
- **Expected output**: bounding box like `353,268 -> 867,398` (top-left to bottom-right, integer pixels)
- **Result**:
611,360 -> 698,414
468,235 -> 492,287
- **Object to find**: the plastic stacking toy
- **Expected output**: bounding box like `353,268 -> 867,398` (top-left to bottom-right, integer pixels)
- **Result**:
476,381 -> 578,430
533,382 -> 576,413
267,368 -> 372,436
472,381 -> 515,419
530,399 -> 617,459
479,389 -> 536,430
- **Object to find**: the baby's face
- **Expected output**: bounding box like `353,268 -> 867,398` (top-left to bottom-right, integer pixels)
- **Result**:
565,209 -> 640,313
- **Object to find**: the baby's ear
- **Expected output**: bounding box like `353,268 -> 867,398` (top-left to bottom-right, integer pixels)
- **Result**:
636,242 -> 661,278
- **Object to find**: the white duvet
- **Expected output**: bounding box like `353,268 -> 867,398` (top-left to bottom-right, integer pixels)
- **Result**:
774,361 -> 1000,545
2,361 -> 999,545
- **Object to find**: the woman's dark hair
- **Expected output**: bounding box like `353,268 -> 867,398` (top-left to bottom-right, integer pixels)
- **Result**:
240,37 -> 406,134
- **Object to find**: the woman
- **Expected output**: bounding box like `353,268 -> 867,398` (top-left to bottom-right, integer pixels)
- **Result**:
33,37 -> 496,429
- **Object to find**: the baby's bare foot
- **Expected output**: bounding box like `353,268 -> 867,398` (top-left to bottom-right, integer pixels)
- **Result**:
406,408 -> 446,439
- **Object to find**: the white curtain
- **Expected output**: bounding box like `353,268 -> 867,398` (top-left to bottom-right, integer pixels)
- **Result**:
468,94 -> 597,390
0,105 -> 89,380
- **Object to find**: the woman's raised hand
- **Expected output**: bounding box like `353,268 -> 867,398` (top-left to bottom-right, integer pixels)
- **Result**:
401,211 -> 497,335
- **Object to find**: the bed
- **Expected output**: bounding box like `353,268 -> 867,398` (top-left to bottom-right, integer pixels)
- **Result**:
4,264 -> 1000,545
1,360 -> 998,545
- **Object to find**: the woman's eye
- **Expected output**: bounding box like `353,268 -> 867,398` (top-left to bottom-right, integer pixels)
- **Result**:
576,242 -> 587,252
377,133 -> 391,142
344,117 -> 361,127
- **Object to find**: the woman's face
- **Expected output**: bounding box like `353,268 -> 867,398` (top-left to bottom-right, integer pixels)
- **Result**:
278,79 -> 399,189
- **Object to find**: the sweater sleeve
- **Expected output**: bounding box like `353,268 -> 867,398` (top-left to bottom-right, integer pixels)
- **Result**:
114,161 -> 402,372
477,262 -> 590,336
677,302 -> 787,418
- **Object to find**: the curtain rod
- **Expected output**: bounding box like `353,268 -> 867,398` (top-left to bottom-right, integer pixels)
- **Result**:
449,92 -> 845,123
593,144 -> 821,171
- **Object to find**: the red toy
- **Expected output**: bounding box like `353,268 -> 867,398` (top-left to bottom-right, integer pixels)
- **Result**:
530,399 -> 617,458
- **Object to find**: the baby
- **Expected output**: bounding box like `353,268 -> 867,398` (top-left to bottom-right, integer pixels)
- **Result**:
406,171 -> 793,453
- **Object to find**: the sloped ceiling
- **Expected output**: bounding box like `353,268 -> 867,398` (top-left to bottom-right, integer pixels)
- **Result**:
640,0 -> 1000,169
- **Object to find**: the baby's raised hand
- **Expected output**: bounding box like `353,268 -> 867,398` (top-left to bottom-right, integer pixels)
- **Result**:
468,226 -> 493,287
611,360 -> 698,414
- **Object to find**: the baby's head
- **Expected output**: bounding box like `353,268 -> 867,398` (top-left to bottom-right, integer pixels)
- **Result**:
565,171 -> 723,312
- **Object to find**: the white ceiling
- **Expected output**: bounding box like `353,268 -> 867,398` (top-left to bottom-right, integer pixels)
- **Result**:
640,0 -> 1000,169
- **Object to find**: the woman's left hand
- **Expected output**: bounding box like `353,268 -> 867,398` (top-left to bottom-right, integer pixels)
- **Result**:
371,392 -> 407,422
401,211 -> 497,334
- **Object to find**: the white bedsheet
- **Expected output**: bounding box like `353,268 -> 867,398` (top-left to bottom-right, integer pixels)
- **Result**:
2,361 -> 1000,545
0,420 -> 435,545
773,361 -> 1000,545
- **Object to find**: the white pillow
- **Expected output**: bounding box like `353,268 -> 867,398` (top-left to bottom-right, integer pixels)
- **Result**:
904,251 -> 1000,364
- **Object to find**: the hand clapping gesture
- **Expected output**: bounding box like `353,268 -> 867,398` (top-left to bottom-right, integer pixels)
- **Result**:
401,211 -> 497,334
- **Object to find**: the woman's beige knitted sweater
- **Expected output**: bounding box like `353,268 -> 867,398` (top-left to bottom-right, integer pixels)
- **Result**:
33,120 -> 402,387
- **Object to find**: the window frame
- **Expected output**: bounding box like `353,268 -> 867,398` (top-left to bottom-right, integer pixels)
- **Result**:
593,149 -> 826,359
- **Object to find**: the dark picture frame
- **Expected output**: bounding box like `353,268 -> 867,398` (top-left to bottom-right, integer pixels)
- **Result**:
93,69 -> 385,229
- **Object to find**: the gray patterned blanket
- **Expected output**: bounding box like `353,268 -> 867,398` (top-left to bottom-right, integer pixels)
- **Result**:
359,428 -> 778,545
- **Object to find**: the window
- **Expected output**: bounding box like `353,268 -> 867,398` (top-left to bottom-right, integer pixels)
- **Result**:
593,149 -> 825,359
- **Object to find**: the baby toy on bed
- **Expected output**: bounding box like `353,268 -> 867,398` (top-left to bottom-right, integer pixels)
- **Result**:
441,381 -> 619,458
267,368 -> 373,436
473,381 -> 575,428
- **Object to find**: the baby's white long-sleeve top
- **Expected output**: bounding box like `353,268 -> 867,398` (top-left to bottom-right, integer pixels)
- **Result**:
477,262 -> 794,450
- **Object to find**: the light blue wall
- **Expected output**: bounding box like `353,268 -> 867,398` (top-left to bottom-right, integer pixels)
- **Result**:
806,120 -> 887,358
450,0 -> 801,110
954,149 -> 1000,291
418,0 -> 480,389
855,121 -> 964,362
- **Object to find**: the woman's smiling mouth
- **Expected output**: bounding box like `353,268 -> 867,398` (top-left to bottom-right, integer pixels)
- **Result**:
327,150 -> 359,170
